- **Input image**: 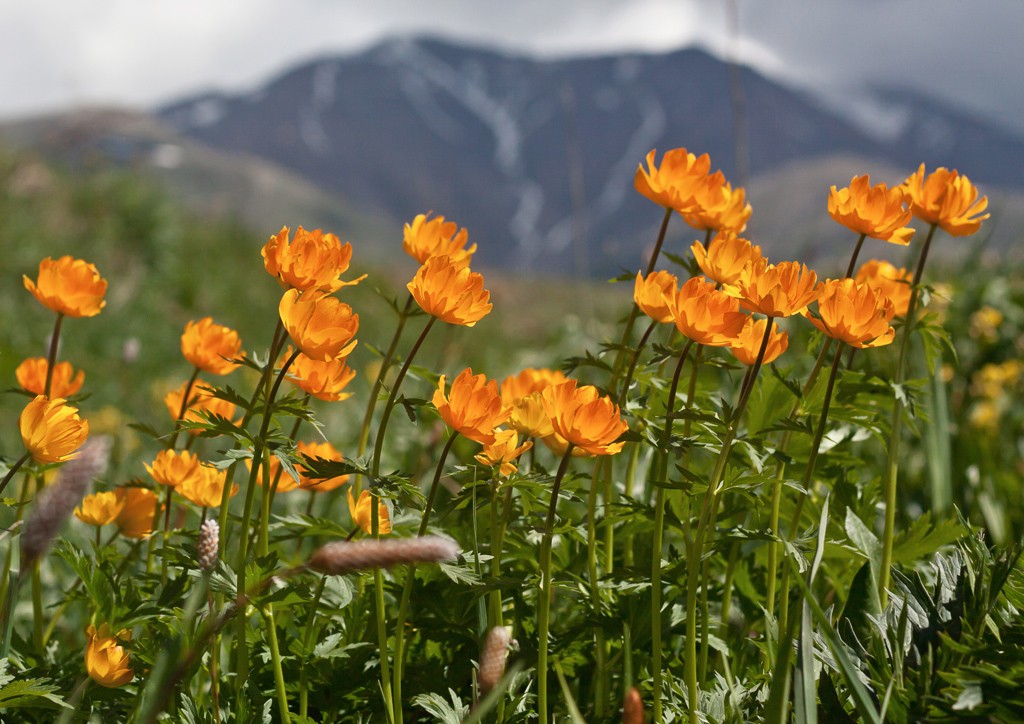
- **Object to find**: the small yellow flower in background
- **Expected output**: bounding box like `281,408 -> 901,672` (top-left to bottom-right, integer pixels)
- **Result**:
475,428 -> 532,477
408,255 -> 493,326
74,491 -> 125,527
403,212 -> 477,265
433,369 -> 510,445
666,277 -> 748,347
85,624 -> 134,688
114,486 -> 160,539
969,305 -> 1003,342
262,225 -> 364,292
348,489 -> 391,534
20,395 -> 89,464
284,347 -> 357,402
16,358 -> 85,398
508,393 -> 555,439
181,317 -> 242,375
500,368 -> 568,405
729,317 -> 789,366
295,441 -> 349,491
634,148 -> 713,212
541,379 -> 628,457
679,178 -> 752,235
634,270 -> 678,324
807,278 -> 896,349
279,289 -> 360,361
968,399 -> 1000,431
23,256 -> 107,317
144,449 -> 202,488
855,260 -> 912,317
164,383 -> 238,431
971,360 -> 1021,400
729,258 -> 820,318
902,163 -> 989,236
691,234 -> 763,286
827,175 -> 915,245
178,465 -> 238,508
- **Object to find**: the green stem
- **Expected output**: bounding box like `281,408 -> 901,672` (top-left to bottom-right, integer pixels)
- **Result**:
537,447 -> 574,724
586,458 -> 607,715
488,475 -> 504,631
845,233 -> 867,278
617,318 -> 661,406
879,223 -> 937,606
359,295 -> 415,458
0,452 -> 31,499
43,312 -> 64,397
299,576 -> 328,719
263,605 -> 292,724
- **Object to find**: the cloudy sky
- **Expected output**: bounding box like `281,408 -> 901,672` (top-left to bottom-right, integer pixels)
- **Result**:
2,0 -> 1022,134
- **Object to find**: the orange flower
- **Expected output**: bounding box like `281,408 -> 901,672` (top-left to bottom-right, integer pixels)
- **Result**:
474,428 -> 532,477
827,175 -> 915,245
855,260 -> 912,317
433,369 -> 510,445
508,393 -> 555,439
408,255 -> 492,326
284,347 -> 357,402
348,489 -> 391,534
181,318 -> 242,375
295,441 -> 349,491
403,212 -> 477,265
679,178 -> 752,234
144,449 -> 202,488
729,317 -> 789,366
19,395 -> 89,463
634,270 -> 678,324
85,624 -> 133,688
807,278 -> 896,349
164,383 -> 238,432
114,486 -> 160,539
16,357 -> 85,398
902,163 -> 989,236
666,277 -> 748,347
634,148 -> 713,211
178,464 -> 238,508
279,289 -> 360,361
262,225 -> 364,292
691,234 -> 763,286
74,491 -> 124,526
23,256 -> 107,318
541,379 -> 628,456
500,368 -> 568,404
729,258 -> 820,318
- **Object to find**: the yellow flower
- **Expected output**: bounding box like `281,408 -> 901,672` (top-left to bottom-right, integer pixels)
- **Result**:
74,491 -> 125,526
667,277 -> 748,347
408,255 -> 492,326
691,234 -> 763,286
433,369 -> 510,445
729,258 -> 820,318
23,256 -> 107,317
178,465 -> 238,508
633,270 -> 678,324
807,278 -> 896,349
19,395 -> 89,463
284,347 -> 357,402
634,148 -> 713,211
15,357 -> 85,398
541,379 -> 628,456
679,178 -> 752,234
348,489 -> 391,535
902,163 -> 989,236
181,318 -> 242,375
114,486 -> 160,539
295,440 -> 349,491
474,428 -> 532,477
85,624 -> 133,688
828,175 -> 914,245
262,225 -> 364,292
144,449 -> 202,488
403,212 -> 477,265
279,289 -> 360,361
508,393 -> 555,439
855,260 -> 912,317
968,399 -> 1000,431
971,360 -> 1020,399
164,383 -> 238,432
969,305 -> 1003,342
729,317 -> 789,366
500,368 -> 568,405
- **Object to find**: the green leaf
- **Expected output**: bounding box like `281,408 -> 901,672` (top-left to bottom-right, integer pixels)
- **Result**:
410,689 -> 468,723
891,513 -> 964,566
845,508 -> 881,575
0,677 -> 70,709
